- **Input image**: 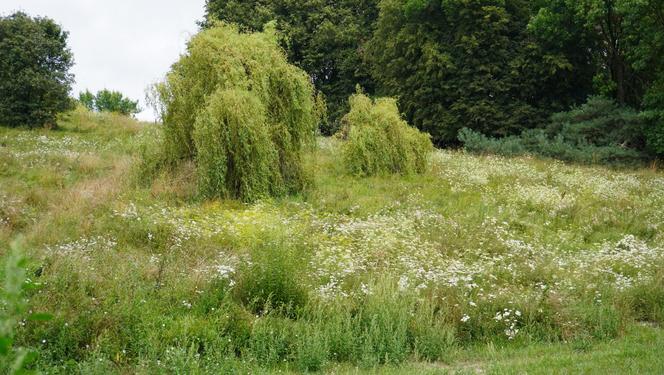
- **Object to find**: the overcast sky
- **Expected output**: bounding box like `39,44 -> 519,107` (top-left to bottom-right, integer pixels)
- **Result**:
1,1 -> 206,121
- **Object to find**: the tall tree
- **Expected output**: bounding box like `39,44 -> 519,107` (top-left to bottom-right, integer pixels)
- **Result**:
532,0 -> 664,154
0,12 -> 74,128
622,0 -> 664,154
368,0 -> 572,145
202,0 -> 379,134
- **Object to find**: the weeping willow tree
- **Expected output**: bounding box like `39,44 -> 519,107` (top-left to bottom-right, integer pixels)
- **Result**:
339,92 -> 434,177
151,23 -> 321,201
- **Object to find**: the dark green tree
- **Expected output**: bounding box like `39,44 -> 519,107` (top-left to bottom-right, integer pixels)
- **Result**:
0,12 -> 74,128
530,0 -> 646,107
203,0 -> 379,134
368,0 -> 571,145
527,0 -> 598,106
622,0 -> 664,155
531,0 -> 664,155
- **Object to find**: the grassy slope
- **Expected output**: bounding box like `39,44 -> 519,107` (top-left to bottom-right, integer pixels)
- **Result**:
1,110 -> 663,373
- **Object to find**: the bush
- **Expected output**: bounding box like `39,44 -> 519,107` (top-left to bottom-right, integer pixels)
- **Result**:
644,120 -> 664,157
457,127 -> 526,157
0,12 -> 74,128
339,92 -> 433,176
548,96 -> 645,150
459,96 -> 648,165
151,22 -> 320,201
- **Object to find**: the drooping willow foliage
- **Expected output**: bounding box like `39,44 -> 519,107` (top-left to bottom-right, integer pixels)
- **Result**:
339,92 -> 433,177
152,23 -> 321,201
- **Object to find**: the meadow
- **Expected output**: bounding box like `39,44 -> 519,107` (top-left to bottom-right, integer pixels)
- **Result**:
1,108 -> 663,373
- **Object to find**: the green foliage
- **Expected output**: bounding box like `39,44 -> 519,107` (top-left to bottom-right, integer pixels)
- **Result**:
1,240 -> 51,374
152,23 -> 319,201
459,97 -> 648,165
527,0 -> 598,104
78,90 -> 95,111
202,0 -> 379,134
0,12 -> 74,128
642,74 -> 664,156
458,127 -> 528,157
234,241 -> 308,316
532,0 -> 664,113
78,89 -> 140,117
202,0 -> 664,158
247,315 -> 293,365
3,116 -> 664,372
193,89 -> 280,201
644,121 -> 664,157
532,0 -> 664,159
548,96 -> 645,149
340,92 -> 433,176
367,0 -> 575,145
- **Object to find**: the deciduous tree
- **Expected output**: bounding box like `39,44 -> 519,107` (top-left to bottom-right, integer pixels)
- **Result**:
0,12 -> 74,128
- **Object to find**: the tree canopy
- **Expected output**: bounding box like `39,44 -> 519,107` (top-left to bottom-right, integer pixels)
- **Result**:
0,12 -> 74,128
151,23 -> 320,201
529,0 -> 664,155
202,0 -> 378,134
367,0 -> 588,145
202,0 -> 663,155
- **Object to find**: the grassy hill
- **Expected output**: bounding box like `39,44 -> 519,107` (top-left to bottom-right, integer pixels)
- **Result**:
1,109 -> 663,373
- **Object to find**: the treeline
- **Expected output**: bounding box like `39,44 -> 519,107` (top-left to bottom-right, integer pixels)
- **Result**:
203,0 -> 664,159
79,89 -> 141,117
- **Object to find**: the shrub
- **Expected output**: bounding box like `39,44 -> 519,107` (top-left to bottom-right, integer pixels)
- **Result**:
548,96 -> 645,150
459,96 -> 648,165
248,316 -> 293,365
355,282 -> 413,366
457,127 -> 526,157
151,22 -> 320,201
193,89 -> 281,201
339,92 -> 433,176
644,120 -> 664,158
0,12 -> 74,128
293,320 -> 329,372
409,299 -> 456,362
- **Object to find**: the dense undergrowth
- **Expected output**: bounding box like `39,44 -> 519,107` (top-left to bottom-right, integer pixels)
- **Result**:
458,97 -> 658,166
1,109 -> 663,373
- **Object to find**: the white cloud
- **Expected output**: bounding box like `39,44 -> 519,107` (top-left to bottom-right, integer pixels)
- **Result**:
1,0 -> 206,121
